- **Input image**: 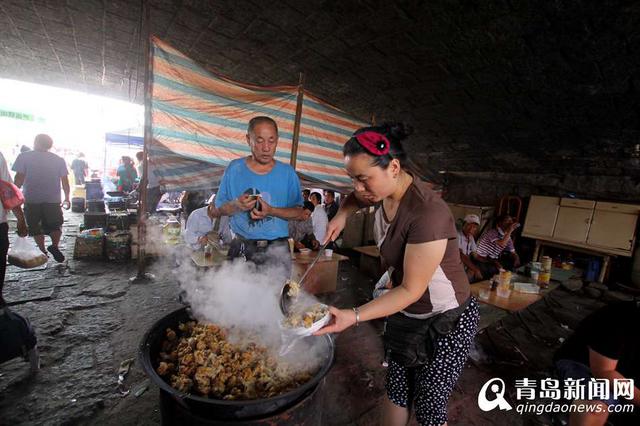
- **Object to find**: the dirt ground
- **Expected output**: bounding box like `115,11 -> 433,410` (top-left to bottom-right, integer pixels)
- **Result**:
1,212 -> 636,425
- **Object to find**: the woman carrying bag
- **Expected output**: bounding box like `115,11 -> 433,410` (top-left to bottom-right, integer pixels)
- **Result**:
0,151 -> 28,306
315,124 -> 479,426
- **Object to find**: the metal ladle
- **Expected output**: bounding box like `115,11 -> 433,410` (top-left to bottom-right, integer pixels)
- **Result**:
279,241 -> 329,315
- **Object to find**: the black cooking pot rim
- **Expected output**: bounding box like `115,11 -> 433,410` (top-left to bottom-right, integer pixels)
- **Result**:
139,307 -> 335,406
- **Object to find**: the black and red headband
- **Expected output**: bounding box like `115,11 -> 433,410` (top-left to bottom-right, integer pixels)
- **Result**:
354,131 -> 390,156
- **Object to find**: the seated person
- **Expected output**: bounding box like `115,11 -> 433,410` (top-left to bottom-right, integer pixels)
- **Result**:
458,214 -> 483,282
475,214 -> 520,278
288,201 -> 320,251
323,189 -> 339,221
180,190 -> 211,219
554,301 -> 640,426
183,203 -> 231,250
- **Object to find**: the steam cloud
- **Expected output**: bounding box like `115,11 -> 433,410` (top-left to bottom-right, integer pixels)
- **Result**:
148,238 -> 330,372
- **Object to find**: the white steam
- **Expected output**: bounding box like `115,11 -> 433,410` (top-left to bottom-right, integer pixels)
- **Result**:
149,240 -> 331,373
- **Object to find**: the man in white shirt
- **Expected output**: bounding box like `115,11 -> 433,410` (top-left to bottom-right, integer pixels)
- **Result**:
309,192 -> 328,244
183,203 -> 231,250
1,151 -> 28,306
458,214 -> 483,282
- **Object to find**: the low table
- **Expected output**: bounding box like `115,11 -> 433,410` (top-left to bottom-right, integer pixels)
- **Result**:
190,251 -> 227,268
291,252 -> 349,294
353,245 -> 381,278
470,276 -> 559,312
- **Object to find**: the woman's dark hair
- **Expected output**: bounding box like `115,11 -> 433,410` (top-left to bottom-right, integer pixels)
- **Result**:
303,201 -> 314,212
343,122 -> 417,172
309,192 -> 322,204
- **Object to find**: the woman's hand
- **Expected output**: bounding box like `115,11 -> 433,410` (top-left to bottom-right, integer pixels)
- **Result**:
323,214 -> 347,245
313,306 -> 357,335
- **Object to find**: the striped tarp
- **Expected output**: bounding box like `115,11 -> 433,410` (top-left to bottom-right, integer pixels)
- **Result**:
150,37 -> 368,192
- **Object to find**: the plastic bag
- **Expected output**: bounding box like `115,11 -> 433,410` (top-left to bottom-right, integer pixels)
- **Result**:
0,179 -> 25,210
8,237 -> 48,269
373,268 -> 393,299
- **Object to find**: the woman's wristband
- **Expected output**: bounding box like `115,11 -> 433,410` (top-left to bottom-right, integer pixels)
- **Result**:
352,306 -> 360,327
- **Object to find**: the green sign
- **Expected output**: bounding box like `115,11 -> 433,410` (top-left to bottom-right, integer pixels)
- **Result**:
0,109 -> 44,123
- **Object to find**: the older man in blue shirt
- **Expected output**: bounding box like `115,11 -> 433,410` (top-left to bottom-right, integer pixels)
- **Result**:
210,116 -> 304,264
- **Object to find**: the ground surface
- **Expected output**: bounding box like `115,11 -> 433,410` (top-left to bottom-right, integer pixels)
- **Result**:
1,212 -> 636,425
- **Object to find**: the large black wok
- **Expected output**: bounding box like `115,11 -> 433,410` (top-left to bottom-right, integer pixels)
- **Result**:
139,307 -> 335,421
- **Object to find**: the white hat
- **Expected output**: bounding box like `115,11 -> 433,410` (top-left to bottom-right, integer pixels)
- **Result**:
464,214 -> 480,225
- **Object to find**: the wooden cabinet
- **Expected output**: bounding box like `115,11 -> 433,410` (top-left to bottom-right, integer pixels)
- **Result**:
523,197 -> 640,257
522,196 -> 559,238
553,203 -> 594,243
587,203 -> 640,251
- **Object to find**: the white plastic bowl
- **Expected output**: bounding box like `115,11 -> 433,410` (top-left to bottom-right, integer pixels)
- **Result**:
298,248 -> 311,256
281,305 -> 332,337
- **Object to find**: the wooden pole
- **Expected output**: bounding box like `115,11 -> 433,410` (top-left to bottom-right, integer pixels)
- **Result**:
289,72 -> 305,169
136,0 -> 152,279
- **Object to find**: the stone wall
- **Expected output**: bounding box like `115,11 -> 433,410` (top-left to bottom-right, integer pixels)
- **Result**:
444,172 -> 640,207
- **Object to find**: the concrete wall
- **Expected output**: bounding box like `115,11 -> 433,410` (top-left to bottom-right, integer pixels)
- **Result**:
444,172 -> 640,207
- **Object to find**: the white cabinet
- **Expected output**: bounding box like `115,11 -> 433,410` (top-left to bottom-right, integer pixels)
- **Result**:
523,197 -> 639,257
552,199 -> 595,243
521,196 -> 559,238
587,203 -> 640,251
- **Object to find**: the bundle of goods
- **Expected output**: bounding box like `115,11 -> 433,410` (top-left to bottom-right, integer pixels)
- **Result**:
86,200 -> 105,213
73,228 -> 104,260
105,231 -> 131,262
106,197 -> 127,211
71,197 -> 86,213
0,306 -> 39,372
83,212 -> 107,230
127,209 -> 138,225
85,181 -> 104,201
106,212 -> 130,232
8,237 -> 48,268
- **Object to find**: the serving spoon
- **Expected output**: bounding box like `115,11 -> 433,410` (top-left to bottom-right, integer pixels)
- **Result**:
279,241 -> 329,315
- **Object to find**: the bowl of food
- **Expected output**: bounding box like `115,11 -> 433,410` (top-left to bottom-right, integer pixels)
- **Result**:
281,303 -> 331,336
298,248 -> 311,256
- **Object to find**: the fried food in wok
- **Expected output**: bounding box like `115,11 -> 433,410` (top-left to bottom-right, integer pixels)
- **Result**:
156,322 -> 314,399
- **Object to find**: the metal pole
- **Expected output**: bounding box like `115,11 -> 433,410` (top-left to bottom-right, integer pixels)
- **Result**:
134,0 -> 153,281
103,135 -> 107,177
289,73 -> 304,169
